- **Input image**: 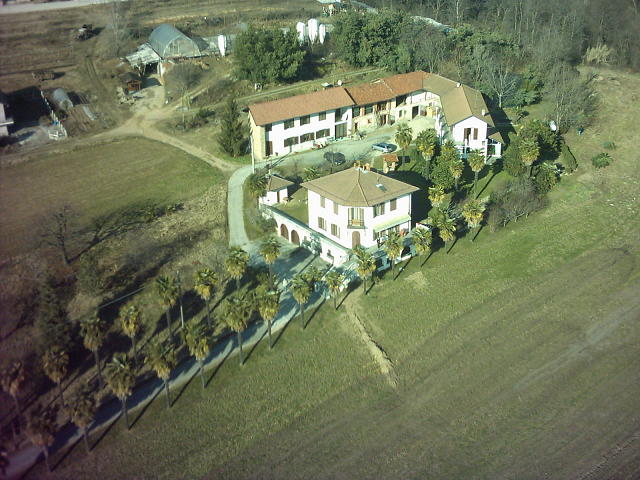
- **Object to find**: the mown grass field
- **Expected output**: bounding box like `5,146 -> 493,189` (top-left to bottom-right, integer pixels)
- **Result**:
0,137 -> 223,259
28,69 -> 640,479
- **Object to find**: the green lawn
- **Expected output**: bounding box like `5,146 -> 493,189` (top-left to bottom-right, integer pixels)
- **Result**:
0,137 -> 223,258
26,69 -> 640,479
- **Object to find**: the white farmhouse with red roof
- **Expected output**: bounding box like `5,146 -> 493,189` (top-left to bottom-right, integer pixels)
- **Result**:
248,70 -> 504,161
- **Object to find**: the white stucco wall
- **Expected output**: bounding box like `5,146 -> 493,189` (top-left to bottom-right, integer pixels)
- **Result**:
307,189 -> 413,250
266,107 -> 353,156
451,116 -> 489,151
259,187 -> 289,206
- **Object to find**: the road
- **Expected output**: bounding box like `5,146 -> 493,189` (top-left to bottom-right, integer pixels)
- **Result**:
0,0 -> 126,15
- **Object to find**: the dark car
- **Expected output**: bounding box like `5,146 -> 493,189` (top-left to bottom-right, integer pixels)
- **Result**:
324,151 -> 346,165
372,142 -> 395,153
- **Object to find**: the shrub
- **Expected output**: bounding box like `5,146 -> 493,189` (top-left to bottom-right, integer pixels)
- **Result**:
502,141 -> 527,177
560,144 -> 578,173
591,152 -> 613,169
602,141 -> 617,150
533,163 -> 558,194
487,177 -> 548,230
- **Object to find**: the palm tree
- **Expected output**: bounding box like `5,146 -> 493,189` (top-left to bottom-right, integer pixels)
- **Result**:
66,384 -> 96,454
120,303 -> 142,367
25,403 -> 57,472
428,184 -> 447,208
145,339 -> 177,409
449,156 -> 464,191
247,172 -> 268,206
175,271 -> 185,329
520,136 -> 540,177
223,295 -> 250,366
383,231 -> 403,280
256,285 -> 281,349
0,360 -> 25,423
462,198 -> 487,241
395,123 -> 413,160
194,268 -> 218,329
155,275 -> 179,342
42,345 -> 68,405
80,315 -> 106,388
430,209 -> 457,253
411,227 -> 433,266
105,353 -> 136,430
291,274 -> 311,330
183,323 -> 210,388
259,236 -> 281,284
354,249 -> 376,295
467,149 -> 485,196
415,128 -> 438,178
325,270 -> 344,310
225,247 -> 249,292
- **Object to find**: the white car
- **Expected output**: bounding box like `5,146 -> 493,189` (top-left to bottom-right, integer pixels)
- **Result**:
372,142 -> 395,153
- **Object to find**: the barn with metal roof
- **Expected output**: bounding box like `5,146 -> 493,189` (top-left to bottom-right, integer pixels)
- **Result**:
149,24 -> 201,59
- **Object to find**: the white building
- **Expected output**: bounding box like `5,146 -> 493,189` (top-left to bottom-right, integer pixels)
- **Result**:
249,71 -> 505,161
263,166 -> 419,266
259,175 -> 294,206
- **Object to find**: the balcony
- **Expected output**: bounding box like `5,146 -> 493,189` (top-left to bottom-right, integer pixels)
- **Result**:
347,219 -> 366,229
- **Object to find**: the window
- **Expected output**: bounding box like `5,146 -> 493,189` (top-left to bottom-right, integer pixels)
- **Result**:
316,128 -> 330,139
376,101 -> 386,111
300,115 -> 310,125
300,132 -> 314,143
318,217 -> 326,230
390,199 -> 397,211
374,203 -> 386,217
335,108 -> 344,118
464,128 -> 471,140
333,202 -> 339,215
374,225 -> 400,241
396,95 -> 407,106
473,128 -> 478,140
319,111 -> 326,121
348,207 -> 364,227
331,224 -> 340,238
365,104 -> 374,115
284,136 -> 299,147
320,196 -> 325,208
284,119 -> 294,129
265,124 -> 272,132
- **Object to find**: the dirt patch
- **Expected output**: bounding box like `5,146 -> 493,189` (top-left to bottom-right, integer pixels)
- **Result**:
345,302 -> 398,389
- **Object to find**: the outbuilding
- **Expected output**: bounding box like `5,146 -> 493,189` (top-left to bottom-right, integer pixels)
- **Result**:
149,24 -> 201,59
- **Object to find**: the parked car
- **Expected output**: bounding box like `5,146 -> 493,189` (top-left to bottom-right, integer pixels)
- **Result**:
324,151 -> 346,165
372,142 -> 395,153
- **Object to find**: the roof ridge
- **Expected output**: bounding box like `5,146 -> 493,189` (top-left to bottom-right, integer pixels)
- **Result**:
355,169 -> 368,206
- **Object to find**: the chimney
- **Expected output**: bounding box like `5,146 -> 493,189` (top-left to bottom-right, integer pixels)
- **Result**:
456,82 -> 461,88
482,108 -> 486,116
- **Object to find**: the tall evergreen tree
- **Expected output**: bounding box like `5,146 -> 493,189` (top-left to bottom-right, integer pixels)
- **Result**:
383,231 -> 404,280
145,340 -> 177,409
183,323 -> 210,388
120,303 -> 142,367
25,404 -> 57,473
290,274 -> 311,330
411,227 -> 433,266
42,345 -> 69,405
155,276 -> 179,342
467,149 -> 486,196
415,128 -> 438,178
325,270 -> 345,310
105,353 -> 135,429
193,268 -> 218,330
255,285 -> 281,349
259,236 -> 281,283
80,315 -> 106,388
217,97 -> 247,157
225,247 -> 249,292
66,384 -> 97,454
223,295 -> 250,366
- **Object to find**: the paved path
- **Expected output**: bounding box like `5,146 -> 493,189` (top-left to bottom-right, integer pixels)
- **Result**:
1,243 -> 325,480
0,0 -> 126,14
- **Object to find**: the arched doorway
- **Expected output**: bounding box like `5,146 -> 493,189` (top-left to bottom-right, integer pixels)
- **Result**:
291,230 -> 300,245
352,231 -> 361,247
280,223 -> 288,239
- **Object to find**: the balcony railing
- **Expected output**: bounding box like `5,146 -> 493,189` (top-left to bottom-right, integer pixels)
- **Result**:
347,219 -> 366,229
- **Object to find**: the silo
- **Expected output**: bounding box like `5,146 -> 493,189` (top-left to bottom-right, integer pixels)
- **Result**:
51,88 -> 73,111
217,34 -> 227,57
318,23 -> 327,44
296,22 -> 307,44
307,18 -> 319,44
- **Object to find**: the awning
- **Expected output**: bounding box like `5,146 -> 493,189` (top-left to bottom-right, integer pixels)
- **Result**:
373,214 -> 411,233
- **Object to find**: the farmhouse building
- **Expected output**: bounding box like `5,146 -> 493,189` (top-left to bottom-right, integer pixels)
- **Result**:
263,166 -> 419,265
259,174 -> 294,206
249,71 -> 504,161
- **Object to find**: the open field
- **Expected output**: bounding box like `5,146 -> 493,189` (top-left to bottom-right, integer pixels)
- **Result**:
22,69 -> 640,479
0,137 -> 222,259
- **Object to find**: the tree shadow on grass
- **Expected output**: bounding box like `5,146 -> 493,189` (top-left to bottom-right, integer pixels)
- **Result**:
128,383 -> 163,430
304,296 -> 325,329
91,411 -> 124,450
52,428 -> 82,471
205,347 -> 232,388
272,317 -> 294,349
170,366 -> 198,407
337,282 -> 357,309
243,327 -> 267,365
